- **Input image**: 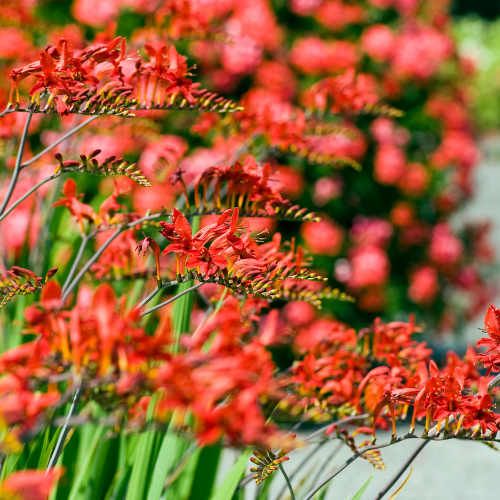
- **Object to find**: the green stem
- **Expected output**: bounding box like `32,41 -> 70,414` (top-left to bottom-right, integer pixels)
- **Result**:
0,173 -> 59,222
133,280 -> 180,311
46,384 -> 82,472
213,288 -> 228,315
60,212 -> 169,303
278,463 -> 296,500
20,115 -> 99,170
61,228 -> 123,302
61,234 -> 92,296
0,112 -> 32,215
140,282 -> 205,318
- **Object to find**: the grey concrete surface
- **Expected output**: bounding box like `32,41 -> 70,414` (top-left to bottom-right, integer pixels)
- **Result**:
454,134 -> 500,345
225,426 -> 498,500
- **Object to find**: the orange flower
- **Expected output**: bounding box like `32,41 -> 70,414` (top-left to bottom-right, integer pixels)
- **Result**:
0,468 -> 63,500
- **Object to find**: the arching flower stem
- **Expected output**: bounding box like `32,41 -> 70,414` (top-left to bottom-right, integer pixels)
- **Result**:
278,463 -> 296,500
20,116 -> 100,171
0,112 -> 33,215
140,282 -> 205,317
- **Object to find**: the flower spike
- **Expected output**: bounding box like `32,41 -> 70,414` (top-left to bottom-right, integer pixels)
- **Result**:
54,151 -> 151,187
6,39 -> 242,117
172,156 -> 321,221
0,266 -> 58,309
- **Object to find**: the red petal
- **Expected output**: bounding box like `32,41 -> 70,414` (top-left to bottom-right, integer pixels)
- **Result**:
63,178 -> 77,198
39,51 -> 55,77
144,42 -> 156,59
107,36 -> 122,51
92,284 -> 116,339
485,305 -> 500,336
174,213 -> 192,241
168,45 -> 179,73
217,209 -> 232,225
429,360 -> 439,378
230,207 -> 239,233
41,281 -> 61,303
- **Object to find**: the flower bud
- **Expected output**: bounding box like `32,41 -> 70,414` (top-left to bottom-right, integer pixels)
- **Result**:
11,266 -> 37,281
45,268 -> 58,282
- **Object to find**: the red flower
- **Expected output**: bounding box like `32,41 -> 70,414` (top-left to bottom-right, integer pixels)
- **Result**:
136,232 -> 162,283
410,360 -> 442,432
186,246 -> 227,276
52,179 -> 96,232
161,209 -> 196,274
372,384 -> 419,436
461,378 -> 500,434
477,305 -> 500,375
0,468 -> 63,500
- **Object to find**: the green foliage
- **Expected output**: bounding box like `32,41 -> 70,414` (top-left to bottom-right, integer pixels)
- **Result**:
454,16 -> 500,130
351,474 -> 374,500
211,449 -> 253,500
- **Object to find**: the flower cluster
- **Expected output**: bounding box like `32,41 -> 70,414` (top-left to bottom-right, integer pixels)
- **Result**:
174,155 -> 319,221
134,207 -> 330,303
0,0 -> 487,331
53,178 -> 132,231
0,284 -> 280,451
0,266 -> 57,309
286,306 -> 500,442
0,2 -> 494,498
8,37 -> 240,115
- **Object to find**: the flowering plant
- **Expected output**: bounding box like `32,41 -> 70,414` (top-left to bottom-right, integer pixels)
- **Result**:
0,1 -> 497,500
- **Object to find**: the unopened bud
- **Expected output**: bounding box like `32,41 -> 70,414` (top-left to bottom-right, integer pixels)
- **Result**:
45,268 -> 58,281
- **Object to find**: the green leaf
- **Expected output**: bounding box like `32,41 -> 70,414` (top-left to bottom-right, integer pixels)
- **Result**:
84,433 -> 119,500
210,448 -> 252,500
190,446 -> 222,500
126,397 -> 160,500
165,446 -> 201,500
348,474 -> 374,500
68,426 -> 106,500
103,466 -> 132,500
146,413 -> 183,500
38,427 -> 62,469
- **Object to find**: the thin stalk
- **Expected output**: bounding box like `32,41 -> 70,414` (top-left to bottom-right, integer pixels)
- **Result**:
0,112 -> 33,215
278,463 -> 296,500
20,115 -> 99,170
0,108 -> 17,119
0,173 -> 59,222
371,371 -> 500,500
61,234 -> 92,296
140,282 -> 205,317
370,441 -> 427,500
213,287 -> 228,315
163,442 -> 198,489
306,441 -> 344,497
304,414 -> 370,442
302,453 -> 358,500
133,280 -> 180,312
191,288 -> 228,338
60,212 -> 168,303
62,228 -> 123,302
276,441 -> 327,500
46,384 -> 82,472
237,414 -> 371,492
